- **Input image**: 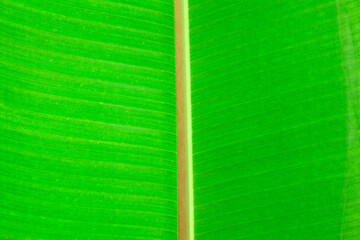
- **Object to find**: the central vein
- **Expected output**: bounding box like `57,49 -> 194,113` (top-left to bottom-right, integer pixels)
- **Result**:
182,0 -> 194,239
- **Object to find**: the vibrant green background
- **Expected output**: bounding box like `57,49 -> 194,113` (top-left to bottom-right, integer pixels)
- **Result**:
1,0 -> 360,239
189,0 -> 360,239
0,0 -> 177,239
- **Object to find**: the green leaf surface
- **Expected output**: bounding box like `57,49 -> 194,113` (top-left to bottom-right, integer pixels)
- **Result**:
2,0 -> 360,239
189,0 -> 360,239
0,0 -> 177,239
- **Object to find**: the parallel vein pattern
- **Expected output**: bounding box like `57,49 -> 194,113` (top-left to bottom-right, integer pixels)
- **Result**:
189,0 -> 360,239
0,0 -> 177,239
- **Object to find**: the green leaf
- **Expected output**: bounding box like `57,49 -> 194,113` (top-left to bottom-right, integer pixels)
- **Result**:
0,0 -> 177,239
2,0 -> 360,239
189,0 -> 360,239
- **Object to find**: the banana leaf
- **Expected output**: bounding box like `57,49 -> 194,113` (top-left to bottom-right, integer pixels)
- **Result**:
1,0 -> 359,239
